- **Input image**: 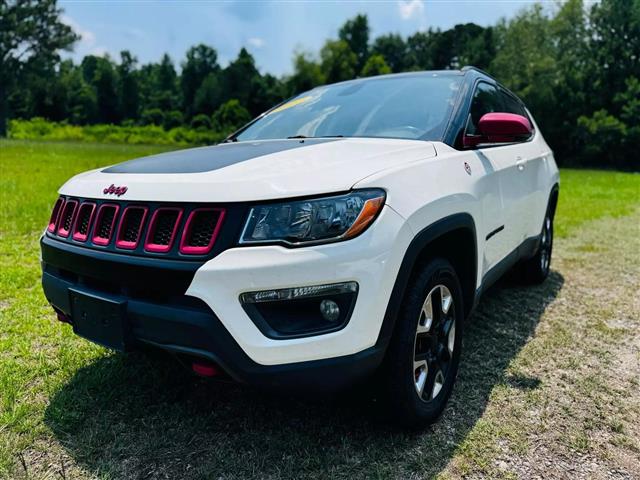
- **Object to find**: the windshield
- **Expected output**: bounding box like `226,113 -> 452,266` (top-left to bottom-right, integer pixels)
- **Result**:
235,74 -> 461,142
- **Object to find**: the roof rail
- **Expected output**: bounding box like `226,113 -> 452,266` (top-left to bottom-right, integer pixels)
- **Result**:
461,65 -> 497,81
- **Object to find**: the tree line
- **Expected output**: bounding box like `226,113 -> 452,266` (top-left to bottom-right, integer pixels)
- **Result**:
1,0 -> 638,168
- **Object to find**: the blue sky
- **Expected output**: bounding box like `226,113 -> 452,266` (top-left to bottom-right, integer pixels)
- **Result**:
59,1 -> 539,75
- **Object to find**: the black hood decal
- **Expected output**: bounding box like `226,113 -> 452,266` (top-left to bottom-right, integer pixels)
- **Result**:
103,138 -> 340,174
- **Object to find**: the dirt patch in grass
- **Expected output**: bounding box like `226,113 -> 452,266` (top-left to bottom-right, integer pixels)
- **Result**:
441,209 -> 640,480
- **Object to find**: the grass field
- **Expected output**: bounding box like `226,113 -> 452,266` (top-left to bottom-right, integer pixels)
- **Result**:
1,139 -> 639,479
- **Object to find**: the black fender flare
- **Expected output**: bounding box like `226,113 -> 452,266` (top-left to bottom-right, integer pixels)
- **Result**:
375,212 -> 477,349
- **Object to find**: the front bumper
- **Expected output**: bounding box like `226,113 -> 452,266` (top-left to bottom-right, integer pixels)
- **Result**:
41,257 -> 383,391
40,205 -> 412,390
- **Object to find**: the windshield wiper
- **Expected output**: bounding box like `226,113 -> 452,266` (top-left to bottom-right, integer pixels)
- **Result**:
286,135 -> 345,139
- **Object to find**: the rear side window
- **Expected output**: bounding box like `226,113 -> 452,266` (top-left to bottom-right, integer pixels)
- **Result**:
466,82 -> 503,136
499,89 -> 528,118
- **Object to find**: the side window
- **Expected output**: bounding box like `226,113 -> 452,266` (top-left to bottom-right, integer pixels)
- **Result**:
465,82 -> 503,136
499,89 -> 527,118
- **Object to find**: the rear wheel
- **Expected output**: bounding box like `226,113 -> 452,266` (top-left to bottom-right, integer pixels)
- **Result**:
382,258 -> 463,428
519,211 -> 553,284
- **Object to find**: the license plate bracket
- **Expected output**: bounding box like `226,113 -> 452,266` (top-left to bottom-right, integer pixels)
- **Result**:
69,289 -> 129,352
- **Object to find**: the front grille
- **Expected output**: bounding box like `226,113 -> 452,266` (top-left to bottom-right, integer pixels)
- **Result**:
116,206 -> 147,249
57,200 -> 78,237
46,196 -> 228,258
180,208 -> 225,254
48,198 -> 65,232
146,208 -> 182,252
93,204 -> 119,245
72,203 -> 95,242
152,210 -> 179,245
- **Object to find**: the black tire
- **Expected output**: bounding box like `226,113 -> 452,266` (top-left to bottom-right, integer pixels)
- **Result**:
382,258 -> 464,429
519,210 -> 553,284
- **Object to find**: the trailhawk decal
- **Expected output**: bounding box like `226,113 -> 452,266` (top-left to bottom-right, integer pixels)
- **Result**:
103,138 -> 340,174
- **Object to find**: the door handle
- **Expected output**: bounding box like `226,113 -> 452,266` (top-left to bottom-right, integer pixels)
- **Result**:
516,157 -> 526,171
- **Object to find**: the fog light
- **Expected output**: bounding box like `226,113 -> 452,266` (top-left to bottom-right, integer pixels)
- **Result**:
320,299 -> 340,322
241,281 -> 357,303
240,281 -> 359,339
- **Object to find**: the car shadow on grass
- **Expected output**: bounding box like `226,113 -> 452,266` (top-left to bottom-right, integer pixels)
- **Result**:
45,271 -> 564,479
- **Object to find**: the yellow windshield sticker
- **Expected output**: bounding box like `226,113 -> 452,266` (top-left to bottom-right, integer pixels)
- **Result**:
270,95 -> 313,114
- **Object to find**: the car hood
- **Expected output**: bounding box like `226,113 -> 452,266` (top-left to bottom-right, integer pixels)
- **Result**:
59,138 -> 436,202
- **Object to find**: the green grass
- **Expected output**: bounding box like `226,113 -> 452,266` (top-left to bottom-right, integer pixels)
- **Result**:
1,139 -> 639,479
554,169 -> 640,237
0,141 -> 176,478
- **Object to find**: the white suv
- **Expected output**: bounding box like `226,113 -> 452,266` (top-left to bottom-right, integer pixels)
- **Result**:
41,67 -> 559,427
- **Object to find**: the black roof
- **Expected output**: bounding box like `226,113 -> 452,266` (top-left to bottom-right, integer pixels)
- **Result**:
317,66 -> 496,90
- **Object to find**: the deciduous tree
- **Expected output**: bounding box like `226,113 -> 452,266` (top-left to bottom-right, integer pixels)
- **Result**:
320,40 -> 357,84
0,0 -> 77,135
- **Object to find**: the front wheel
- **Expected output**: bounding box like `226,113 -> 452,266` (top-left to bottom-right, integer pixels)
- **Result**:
382,258 -> 464,429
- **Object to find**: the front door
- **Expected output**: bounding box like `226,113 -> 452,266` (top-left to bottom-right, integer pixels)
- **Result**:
465,82 -> 523,272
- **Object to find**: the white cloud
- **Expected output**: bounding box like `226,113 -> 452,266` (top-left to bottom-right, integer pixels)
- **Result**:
247,37 -> 265,48
90,46 -> 109,57
61,15 -> 112,58
61,15 -> 95,48
398,0 -> 425,20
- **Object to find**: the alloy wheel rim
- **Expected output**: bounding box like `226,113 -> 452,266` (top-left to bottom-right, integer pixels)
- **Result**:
540,216 -> 552,272
413,284 -> 456,402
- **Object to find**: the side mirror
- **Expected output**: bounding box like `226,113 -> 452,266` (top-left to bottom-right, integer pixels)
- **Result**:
464,112 -> 533,148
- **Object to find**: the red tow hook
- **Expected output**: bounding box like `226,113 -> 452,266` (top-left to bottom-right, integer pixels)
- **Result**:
53,307 -> 71,324
192,362 -> 220,377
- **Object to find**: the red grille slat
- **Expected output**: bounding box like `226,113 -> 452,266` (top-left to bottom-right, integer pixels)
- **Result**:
48,197 -> 65,233
144,208 -> 183,253
72,202 -> 96,242
92,204 -> 120,246
57,200 -> 78,238
115,206 -> 148,250
179,208 -> 225,255
48,198 -> 225,257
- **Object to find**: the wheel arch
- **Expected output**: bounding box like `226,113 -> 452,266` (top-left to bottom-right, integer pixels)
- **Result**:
548,183 -> 560,219
376,212 -> 477,348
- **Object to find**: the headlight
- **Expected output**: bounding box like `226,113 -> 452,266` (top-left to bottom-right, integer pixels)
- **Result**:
239,189 -> 386,246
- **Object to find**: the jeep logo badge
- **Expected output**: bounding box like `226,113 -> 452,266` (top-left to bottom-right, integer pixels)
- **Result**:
103,184 -> 128,196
